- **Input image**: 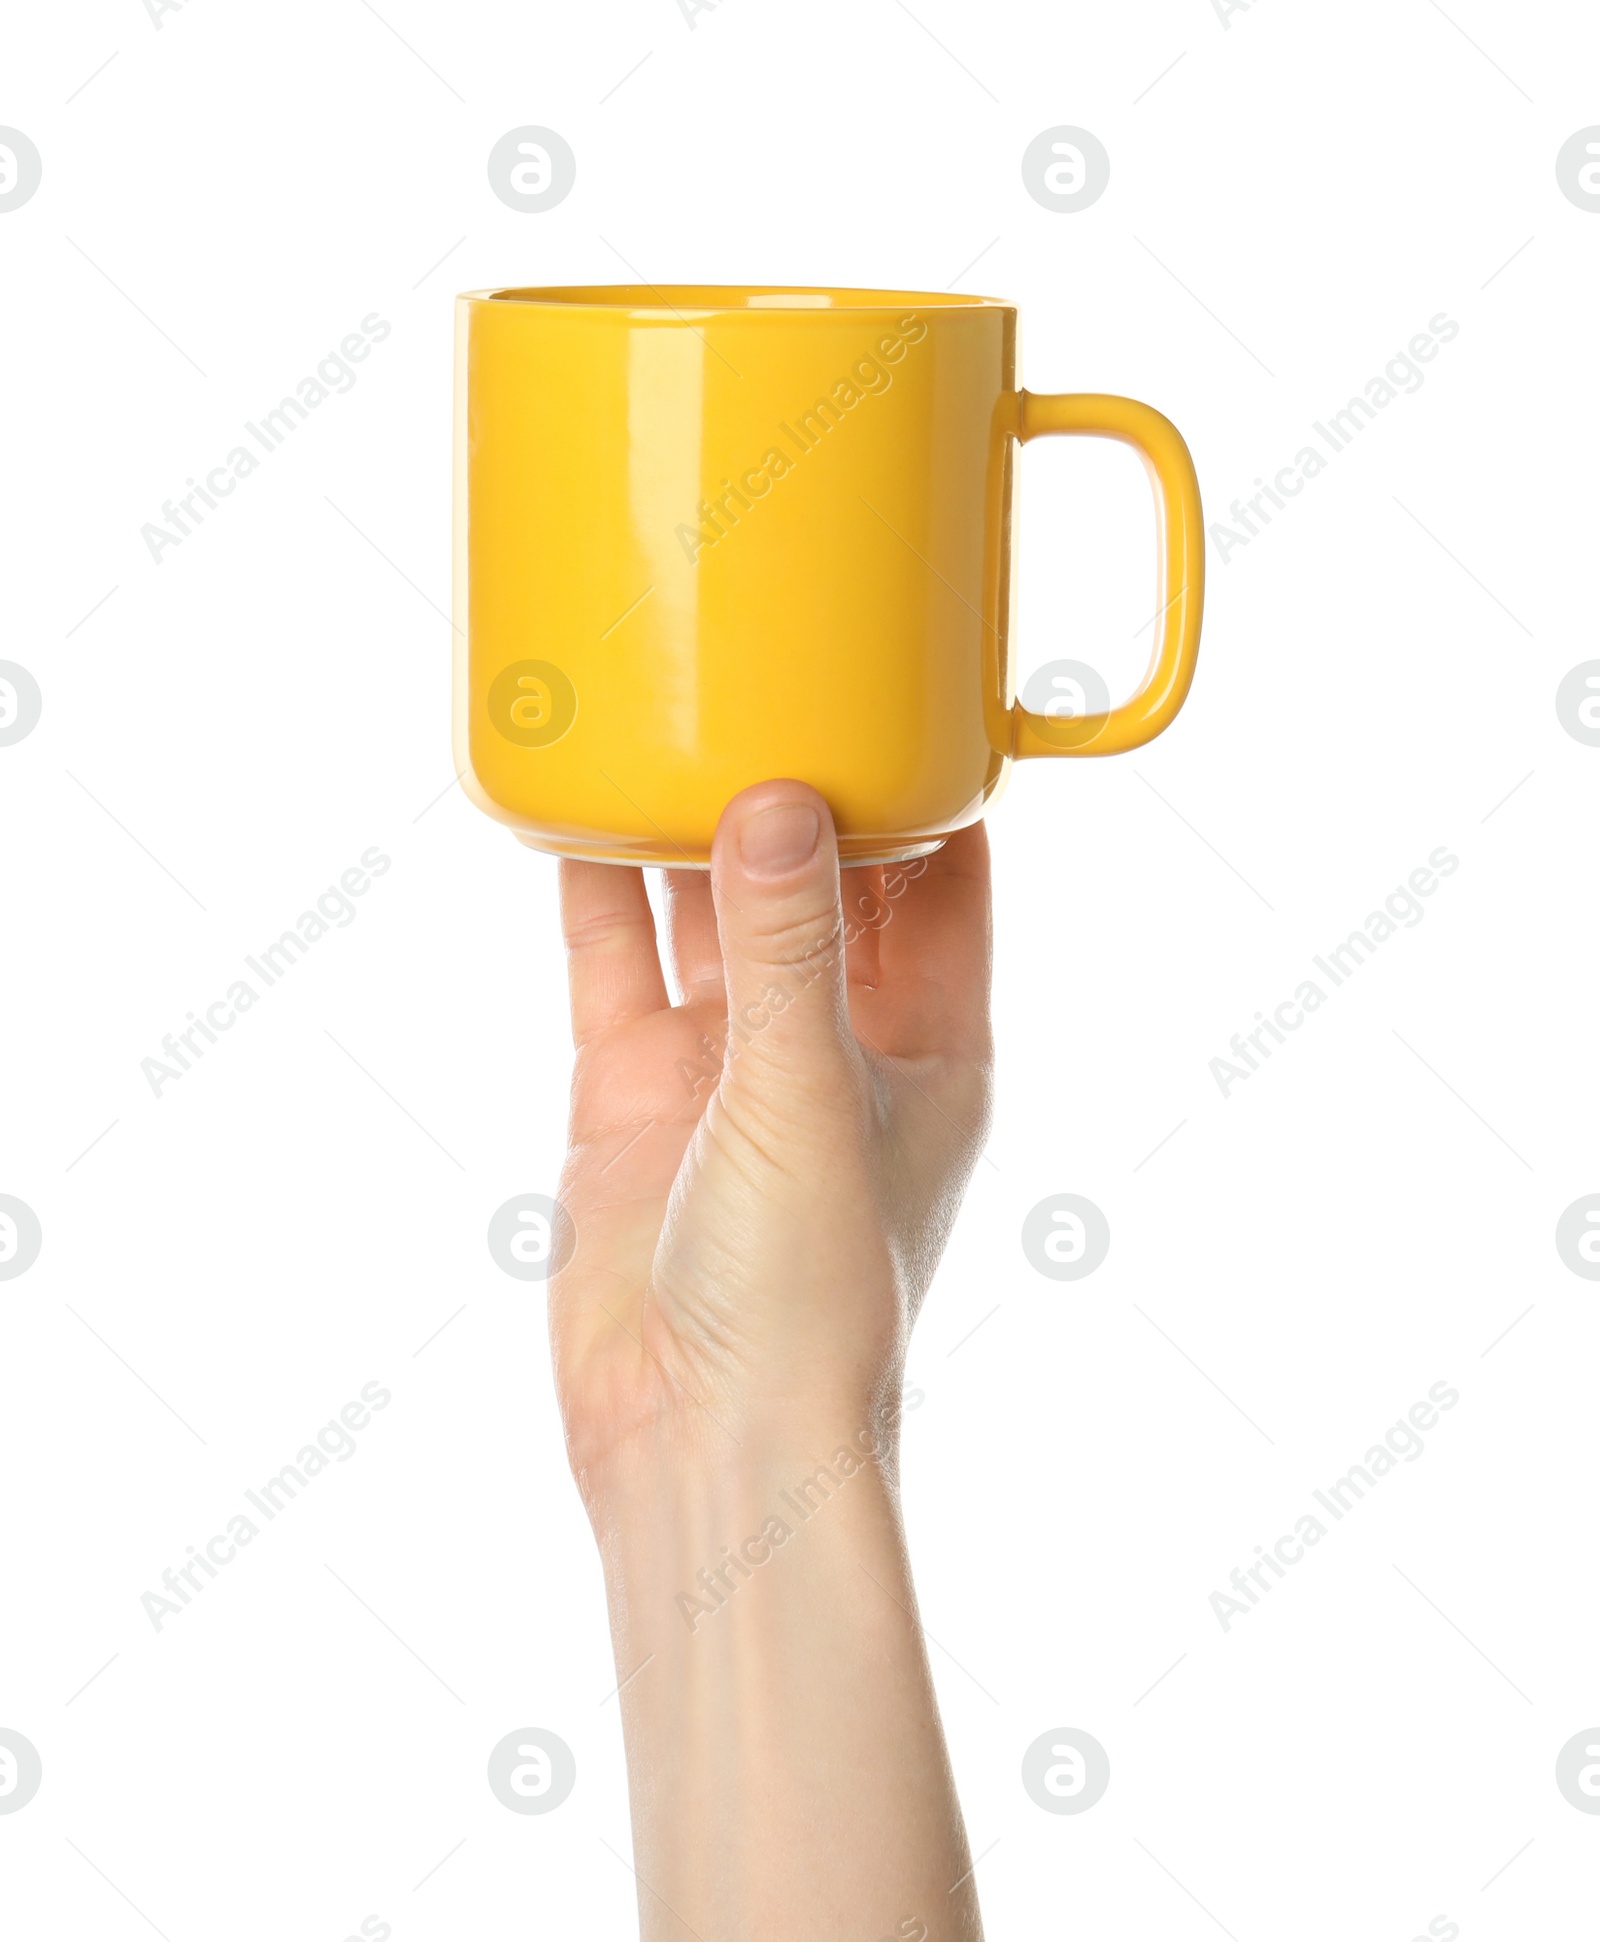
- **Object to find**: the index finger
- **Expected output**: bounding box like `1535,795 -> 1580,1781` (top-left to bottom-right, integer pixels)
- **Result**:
558,860 -> 670,1049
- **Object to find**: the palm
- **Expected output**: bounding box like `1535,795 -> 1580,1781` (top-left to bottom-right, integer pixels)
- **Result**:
550,824 -> 992,1479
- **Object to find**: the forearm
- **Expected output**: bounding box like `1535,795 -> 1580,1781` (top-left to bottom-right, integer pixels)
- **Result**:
587,1423 -> 983,1942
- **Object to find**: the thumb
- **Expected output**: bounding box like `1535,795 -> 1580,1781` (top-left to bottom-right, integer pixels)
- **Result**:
710,781 -> 857,1086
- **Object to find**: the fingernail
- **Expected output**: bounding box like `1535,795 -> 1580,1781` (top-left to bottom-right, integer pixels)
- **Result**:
739,802 -> 820,878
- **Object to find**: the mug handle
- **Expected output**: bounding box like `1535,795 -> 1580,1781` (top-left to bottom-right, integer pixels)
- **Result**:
1011,391 -> 1204,758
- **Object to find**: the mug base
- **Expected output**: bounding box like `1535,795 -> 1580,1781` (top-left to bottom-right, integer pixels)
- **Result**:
512,831 -> 950,870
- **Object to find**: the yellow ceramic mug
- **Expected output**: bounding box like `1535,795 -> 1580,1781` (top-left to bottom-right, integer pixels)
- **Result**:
453,285 -> 1203,865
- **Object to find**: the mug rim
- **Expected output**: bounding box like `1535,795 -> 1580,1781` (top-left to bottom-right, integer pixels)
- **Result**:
458,283 -> 1011,315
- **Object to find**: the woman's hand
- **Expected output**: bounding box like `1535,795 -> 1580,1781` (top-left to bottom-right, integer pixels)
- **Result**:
549,780 -> 993,1942
551,780 -> 993,1489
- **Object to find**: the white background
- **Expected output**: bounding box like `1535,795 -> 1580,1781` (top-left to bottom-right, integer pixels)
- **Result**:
2,0 -> 1597,1937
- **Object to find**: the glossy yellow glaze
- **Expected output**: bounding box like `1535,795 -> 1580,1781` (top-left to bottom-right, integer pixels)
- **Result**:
453,285 -> 1203,865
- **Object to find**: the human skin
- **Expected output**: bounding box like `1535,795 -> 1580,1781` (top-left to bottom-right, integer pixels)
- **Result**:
551,779 -> 993,1940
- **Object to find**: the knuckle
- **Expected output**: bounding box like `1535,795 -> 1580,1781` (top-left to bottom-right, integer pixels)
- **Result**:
738,903 -> 844,976
562,909 -> 654,955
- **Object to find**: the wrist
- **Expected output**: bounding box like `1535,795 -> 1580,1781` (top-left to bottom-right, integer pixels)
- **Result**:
582,1416 -> 906,1637
584,1407 -> 900,1536
571,1377 -> 907,1516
